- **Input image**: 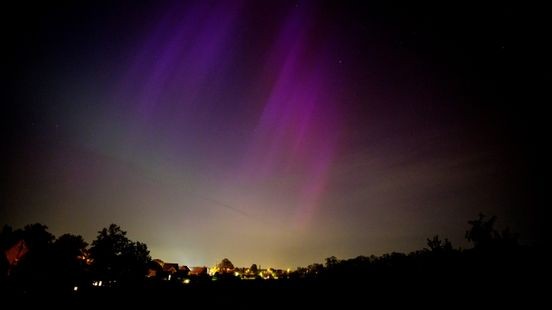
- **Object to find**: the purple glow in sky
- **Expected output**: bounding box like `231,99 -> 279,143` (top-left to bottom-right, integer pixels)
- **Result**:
102,1 -> 344,263
3,1 -> 543,268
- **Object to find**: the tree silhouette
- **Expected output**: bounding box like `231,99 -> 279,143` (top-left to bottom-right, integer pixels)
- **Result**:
1,213 -> 539,303
465,213 -> 497,248
325,256 -> 339,268
307,263 -> 324,275
465,213 -> 519,250
52,234 -> 88,289
89,224 -> 151,286
217,258 -> 234,272
426,235 -> 453,252
3,223 -> 55,292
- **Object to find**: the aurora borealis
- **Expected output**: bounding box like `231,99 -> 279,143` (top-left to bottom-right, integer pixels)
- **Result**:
2,1 -> 543,268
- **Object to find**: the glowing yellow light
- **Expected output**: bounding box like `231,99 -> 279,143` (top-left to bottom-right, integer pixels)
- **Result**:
234,272 -> 240,277
73,286 -> 78,291
183,279 -> 191,284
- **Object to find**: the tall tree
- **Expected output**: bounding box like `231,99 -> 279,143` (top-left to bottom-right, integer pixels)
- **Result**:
465,214 -> 498,248
52,234 -> 88,289
217,258 -> 234,272
9,224 -> 55,292
249,263 -> 258,274
465,213 -> 519,250
89,224 -> 151,286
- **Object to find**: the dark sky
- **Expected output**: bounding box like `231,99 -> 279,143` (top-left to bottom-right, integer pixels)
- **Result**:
1,1 -> 544,268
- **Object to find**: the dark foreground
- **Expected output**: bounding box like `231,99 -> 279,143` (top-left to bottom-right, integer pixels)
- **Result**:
5,273 -> 545,308
2,218 -> 545,307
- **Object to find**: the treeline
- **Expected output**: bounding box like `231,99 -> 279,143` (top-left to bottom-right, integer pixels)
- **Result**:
288,214 -> 544,297
0,223 -> 151,294
0,214 -> 544,298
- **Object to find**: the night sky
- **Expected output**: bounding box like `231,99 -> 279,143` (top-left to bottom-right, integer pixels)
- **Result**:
2,1 -> 544,268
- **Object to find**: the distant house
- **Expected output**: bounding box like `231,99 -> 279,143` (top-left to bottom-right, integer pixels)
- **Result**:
177,265 -> 190,277
152,258 -> 164,266
146,260 -> 163,278
189,266 -> 208,276
4,239 -> 29,267
146,259 -> 178,279
163,263 -> 179,274
146,258 -> 196,281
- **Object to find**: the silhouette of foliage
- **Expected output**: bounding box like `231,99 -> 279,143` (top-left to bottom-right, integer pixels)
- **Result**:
426,235 -> 453,252
465,213 -> 498,248
52,234 -> 88,289
13,224 -> 55,291
0,214 -> 542,305
217,258 -> 235,272
89,224 -> 151,286
466,213 -> 520,251
325,256 -> 339,268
